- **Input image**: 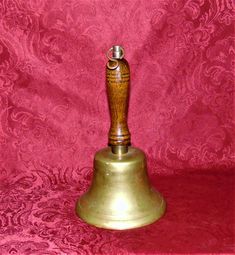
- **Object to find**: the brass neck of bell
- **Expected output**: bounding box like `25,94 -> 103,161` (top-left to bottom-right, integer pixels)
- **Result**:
111,145 -> 128,154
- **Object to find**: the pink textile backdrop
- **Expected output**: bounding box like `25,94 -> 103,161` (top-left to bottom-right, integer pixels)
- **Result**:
0,0 -> 234,254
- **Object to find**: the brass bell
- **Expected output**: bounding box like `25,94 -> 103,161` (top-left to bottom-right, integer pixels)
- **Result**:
76,46 -> 166,230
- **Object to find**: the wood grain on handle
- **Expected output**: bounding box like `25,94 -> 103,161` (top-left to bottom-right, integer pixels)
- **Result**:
106,58 -> 131,146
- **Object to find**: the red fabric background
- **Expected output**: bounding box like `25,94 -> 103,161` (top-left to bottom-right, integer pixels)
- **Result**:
0,0 -> 234,254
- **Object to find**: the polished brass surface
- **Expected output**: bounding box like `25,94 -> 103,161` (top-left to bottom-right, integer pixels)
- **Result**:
76,147 -> 166,230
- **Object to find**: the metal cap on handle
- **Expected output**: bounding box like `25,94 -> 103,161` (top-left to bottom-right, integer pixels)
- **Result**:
106,46 -> 124,70
112,45 -> 124,59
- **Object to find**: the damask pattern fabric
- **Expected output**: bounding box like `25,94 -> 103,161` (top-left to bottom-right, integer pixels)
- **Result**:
0,0 -> 234,254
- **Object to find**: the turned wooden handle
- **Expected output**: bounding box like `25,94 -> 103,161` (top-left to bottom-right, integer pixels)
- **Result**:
106,56 -> 131,147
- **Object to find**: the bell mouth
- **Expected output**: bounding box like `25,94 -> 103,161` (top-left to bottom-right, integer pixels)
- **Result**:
77,195 -> 166,230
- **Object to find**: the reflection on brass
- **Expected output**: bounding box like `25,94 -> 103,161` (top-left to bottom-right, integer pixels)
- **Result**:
76,46 -> 166,230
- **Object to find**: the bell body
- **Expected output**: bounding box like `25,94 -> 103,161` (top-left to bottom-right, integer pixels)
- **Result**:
76,146 -> 166,230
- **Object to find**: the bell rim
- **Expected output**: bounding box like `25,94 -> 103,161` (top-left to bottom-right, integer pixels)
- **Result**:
76,195 -> 166,230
